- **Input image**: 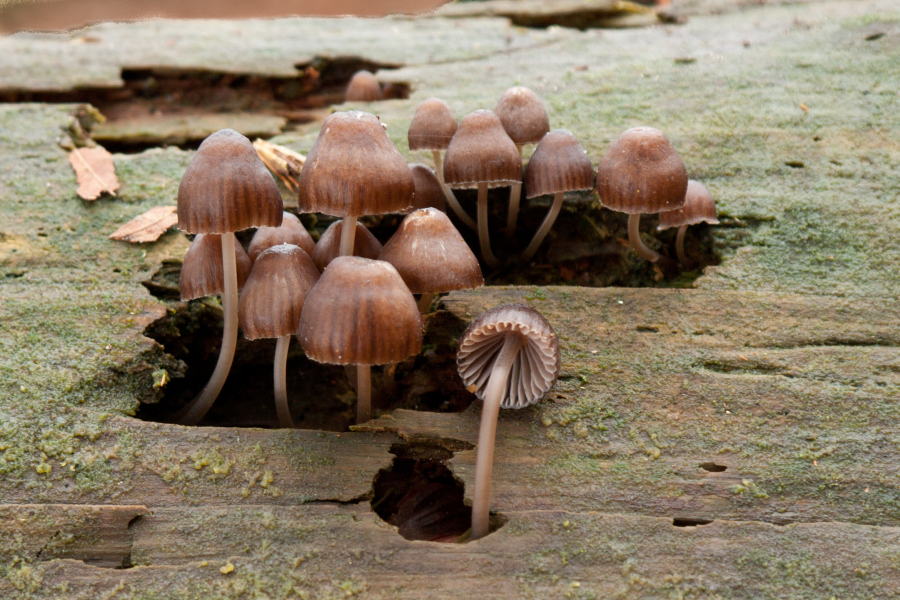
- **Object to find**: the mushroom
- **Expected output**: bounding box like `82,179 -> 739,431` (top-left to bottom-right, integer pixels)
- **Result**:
176,128 -> 283,425
520,129 -> 594,262
310,220 -> 383,272
457,304 -> 560,540
443,109 -> 522,269
596,127 -> 688,263
657,180 -> 719,266
297,256 -> 422,423
248,211 -> 316,263
494,87 -> 550,243
407,97 -> 475,230
344,70 -> 383,102
406,164 -> 446,214
179,233 -> 253,301
238,244 -> 319,428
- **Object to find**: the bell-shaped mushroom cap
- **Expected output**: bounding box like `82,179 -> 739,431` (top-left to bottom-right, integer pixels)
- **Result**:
524,129 -> 594,199
408,97 -> 457,151
658,180 -> 720,230
407,164 -> 446,213
457,304 -> 561,409
297,256 -> 422,366
443,110 -> 522,189
179,233 -> 253,301
247,212 -> 316,262
494,86 -> 550,147
311,220 -> 383,272
345,70 -> 384,102
177,129 -> 283,234
379,208 -> 483,294
238,244 -> 320,340
297,111 -> 414,217
596,126 -> 688,215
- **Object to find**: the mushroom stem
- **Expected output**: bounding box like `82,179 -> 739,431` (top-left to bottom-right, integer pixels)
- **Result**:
521,191 -> 563,262
273,335 -> 293,428
339,216 -> 357,257
177,232 -> 239,425
627,213 -> 660,263
505,145 -> 524,244
357,364 -> 372,423
477,182 -> 500,268
417,292 -> 436,314
675,225 -> 691,266
471,333 -> 525,540
433,150 -> 477,231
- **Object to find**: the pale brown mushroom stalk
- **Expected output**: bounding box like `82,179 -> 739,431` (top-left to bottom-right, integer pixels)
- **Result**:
432,150 -> 477,231
658,180 -> 719,267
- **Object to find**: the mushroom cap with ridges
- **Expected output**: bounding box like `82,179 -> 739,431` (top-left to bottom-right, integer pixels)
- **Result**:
443,109 -> 522,189
177,128 -> 283,234
179,233 -> 253,301
494,86 -> 550,146
658,180 -> 720,230
238,244 -> 320,340
345,70 -> 383,102
525,129 -> 594,199
311,220 -> 383,272
297,256 -> 423,366
297,111 -> 414,217
248,212 -> 316,262
596,127 -> 688,215
379,208 -> 483,294
408,97 -> 457,151
457,304 -> 560,409
406,164 -> 446,213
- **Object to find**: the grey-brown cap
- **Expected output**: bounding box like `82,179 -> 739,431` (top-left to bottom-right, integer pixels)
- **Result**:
408,97 -> 457,151
524,129 -> 594,199
494,86 -> 550,147
311,220 -> 383,272
238,244 -> 320,340
248,212 -> 316,262
297,111 -> 414,217
177,129 -> 283,234
443,110 -> 522,189
407,164 -> 446,213
379,208 -> 483,294
179,233 -> 253,301
297,256 -> 422,366
596,127 -> 688,215
457,304 -> 560,409
658,180 -> 720,230
345,70 -> 383,102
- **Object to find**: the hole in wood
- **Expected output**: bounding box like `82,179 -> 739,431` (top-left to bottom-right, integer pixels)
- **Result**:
672,517 -> 714,527
699,462 -> 727,472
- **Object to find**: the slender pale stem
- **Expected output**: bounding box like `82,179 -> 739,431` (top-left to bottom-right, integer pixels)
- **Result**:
433,150 -> 477,231
339,216 -> 357,258
505,145 -> 524,244
357,365 -> 372,423
477,182 -> 500,268
675,225 -> 691,266
521,192 -> 563,262
274,335 -> 293,428
628,213 -> 660,263
471,333 -> 525,541
177,232 -> 239,426
417,292 -> 436,314
337,221 -> 366,415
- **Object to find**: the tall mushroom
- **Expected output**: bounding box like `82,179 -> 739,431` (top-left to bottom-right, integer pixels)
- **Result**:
657,180 -> 719,266
176,128 -> 283,425
457,304 -> 560,540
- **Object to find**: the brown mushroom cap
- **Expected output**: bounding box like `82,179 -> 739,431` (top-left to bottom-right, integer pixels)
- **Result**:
238,244 -> 320,340
595,127 -> 688,215
407,164 -> 446,213
297,256 -> 422,366
379,208 -> 483,294
177,128 -> 283,234
457,304 -> 561,409
408,97 -> 458,151
524,129 -> 594,199
311,220 -> 383,272
494,86 -> 550,146
658,180 -> 720,230
179,233 -> 253,301
248,212 -> 316,262
443,109 -> 522,189
345,70 -> 383,102
297,111 -> 414,217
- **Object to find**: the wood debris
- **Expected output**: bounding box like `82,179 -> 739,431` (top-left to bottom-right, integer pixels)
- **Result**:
68,145 -> 119,200
109,206 -> 178,243
253,139 -> 306,191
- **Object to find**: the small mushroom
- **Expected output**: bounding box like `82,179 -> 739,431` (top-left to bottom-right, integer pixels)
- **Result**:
406,164 -> 446,214
457,304 -> 560,540
657,180 -> 719,266
248,212 -> 316,262
344,70 -> 383,102
310,220 -> 383,272
179,234 -> 252,302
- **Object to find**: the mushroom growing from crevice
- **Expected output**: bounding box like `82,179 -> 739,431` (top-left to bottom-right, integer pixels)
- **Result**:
247,211 -> 315,263
345,70 -> 383,102
457,304 -> 561,540
310,220 -> 383,272
657,180 -> 719,266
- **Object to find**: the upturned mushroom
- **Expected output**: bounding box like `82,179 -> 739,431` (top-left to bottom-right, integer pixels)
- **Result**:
657,180 -> 719,266
248,211 -> 315,263
238,244 -> 319,428
596,127 -> 688,263
344,70 -> 383,102
458,304 -> 560,540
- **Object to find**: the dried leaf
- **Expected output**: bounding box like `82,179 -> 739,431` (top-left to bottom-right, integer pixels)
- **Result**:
68,146 -> 119,200
109,206 -> 178,243
253,139 -> 306,192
